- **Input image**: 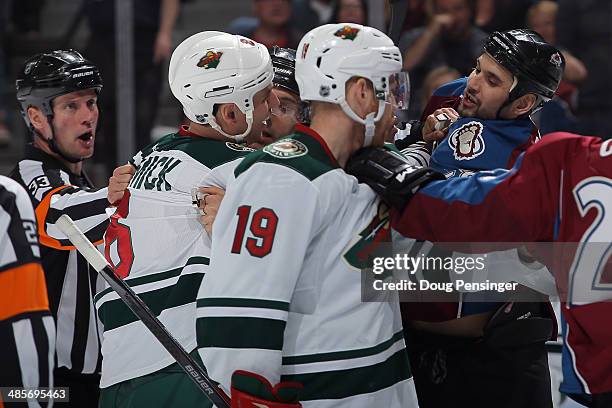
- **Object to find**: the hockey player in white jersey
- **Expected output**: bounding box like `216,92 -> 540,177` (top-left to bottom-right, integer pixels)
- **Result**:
96,32 -> 278,407
196,23 -> 430,407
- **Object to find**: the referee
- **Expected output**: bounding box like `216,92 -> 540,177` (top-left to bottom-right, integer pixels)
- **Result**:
0,175 -> 55,408
9,50 -> 129,407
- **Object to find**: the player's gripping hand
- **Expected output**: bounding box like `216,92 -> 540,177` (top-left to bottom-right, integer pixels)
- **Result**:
422,107 -> 459,142
231,370 -> 302,408
196,186 -> 225,235
108,163 -> 135,206
346,146 -> 444,210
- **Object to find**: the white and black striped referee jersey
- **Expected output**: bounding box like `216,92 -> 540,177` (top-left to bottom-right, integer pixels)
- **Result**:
0,175 -> 55,408
9,146 -> 109,376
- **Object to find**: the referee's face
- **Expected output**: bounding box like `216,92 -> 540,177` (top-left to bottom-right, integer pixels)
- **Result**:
50,89 -> 99,159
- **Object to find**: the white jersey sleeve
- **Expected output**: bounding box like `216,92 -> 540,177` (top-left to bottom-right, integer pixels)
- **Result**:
196,162 -> 321,393
201,157 -> 243,189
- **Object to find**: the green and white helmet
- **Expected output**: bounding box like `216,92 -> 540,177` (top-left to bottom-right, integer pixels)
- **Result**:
169,31 -> 273,142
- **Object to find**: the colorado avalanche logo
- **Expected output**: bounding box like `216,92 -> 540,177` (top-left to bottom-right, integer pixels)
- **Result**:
447,121 -> 485,161
197,51 -> 223,69
550,52 -> 563,67
333,25 -> 360,41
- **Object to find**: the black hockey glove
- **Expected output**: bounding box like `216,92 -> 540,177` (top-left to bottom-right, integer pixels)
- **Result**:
346,146 -> 445,210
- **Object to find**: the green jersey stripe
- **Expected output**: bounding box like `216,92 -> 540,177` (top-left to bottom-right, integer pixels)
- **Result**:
282,331 -> 404,365
99,272 -> 204,331
196,297 -> 289,311
94,256 -> 209,303
281,349 -> 412,401
197,316 -> 286,350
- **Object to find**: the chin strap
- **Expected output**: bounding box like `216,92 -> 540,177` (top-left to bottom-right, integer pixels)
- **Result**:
338,98 -> 386,147
207,109 -> 254,143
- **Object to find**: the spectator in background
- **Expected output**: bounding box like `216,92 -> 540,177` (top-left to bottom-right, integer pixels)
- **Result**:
420,65 -> 460,108
527,1 -> 586,85
85,0 -> 180,174
400,0 -> 427,33
329,0 -> 367,25
556,0 -> 612,140
227,0 -> 303,49
291,0 -> 336,33
474,0 -> 535,33
399,0 -> 487,117
526,0 -> 587,135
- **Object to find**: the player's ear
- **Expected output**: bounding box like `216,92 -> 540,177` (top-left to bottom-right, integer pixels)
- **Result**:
345,77 -> 374,117
511,94 -> 538,117
28,106 -> 47,132
217,103 -> 237,124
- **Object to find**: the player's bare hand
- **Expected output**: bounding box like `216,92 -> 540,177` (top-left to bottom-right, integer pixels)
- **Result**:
108,164 -> 135,206
422,108 -> 459,142
198,186 -> 225,235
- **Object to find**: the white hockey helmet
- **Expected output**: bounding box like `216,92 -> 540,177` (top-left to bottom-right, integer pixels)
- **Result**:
169,31 -> 273,142
295,23 -> 404,146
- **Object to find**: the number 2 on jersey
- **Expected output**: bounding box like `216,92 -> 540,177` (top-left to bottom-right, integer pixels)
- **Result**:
231,205 -> 278,258
569,177 -> 612,305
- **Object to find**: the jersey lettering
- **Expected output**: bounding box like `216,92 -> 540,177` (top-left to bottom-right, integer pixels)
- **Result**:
131,156 -> 181,191
601,139 -> 612,158
27,175 -> 51,196
569,177 -> 612,304
231,205 -> 278,258
22,220 -> 40,257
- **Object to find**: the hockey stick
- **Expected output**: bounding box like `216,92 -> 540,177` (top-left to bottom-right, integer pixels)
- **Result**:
55,214 -> 231,408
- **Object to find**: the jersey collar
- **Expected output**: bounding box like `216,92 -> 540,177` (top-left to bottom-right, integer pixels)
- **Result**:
294,124 -> 339,167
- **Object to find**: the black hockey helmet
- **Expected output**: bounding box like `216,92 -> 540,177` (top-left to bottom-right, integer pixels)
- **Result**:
484,29 -> 564,106
16,49 -> 103,128
270,46 -> 299,96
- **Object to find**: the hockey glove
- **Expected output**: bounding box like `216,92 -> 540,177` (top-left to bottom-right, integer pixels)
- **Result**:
231,370 -> 303,408
346,146 -> 445,210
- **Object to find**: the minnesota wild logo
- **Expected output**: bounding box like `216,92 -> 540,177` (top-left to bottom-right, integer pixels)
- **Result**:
263,139 -> 308,159
334,25 -> 360,41
197,51 -> 223,69
343,201 -> 392,270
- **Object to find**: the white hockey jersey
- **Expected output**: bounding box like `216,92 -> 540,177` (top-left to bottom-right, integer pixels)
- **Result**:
95,128 -> 251,387
197,125 -> 419,407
